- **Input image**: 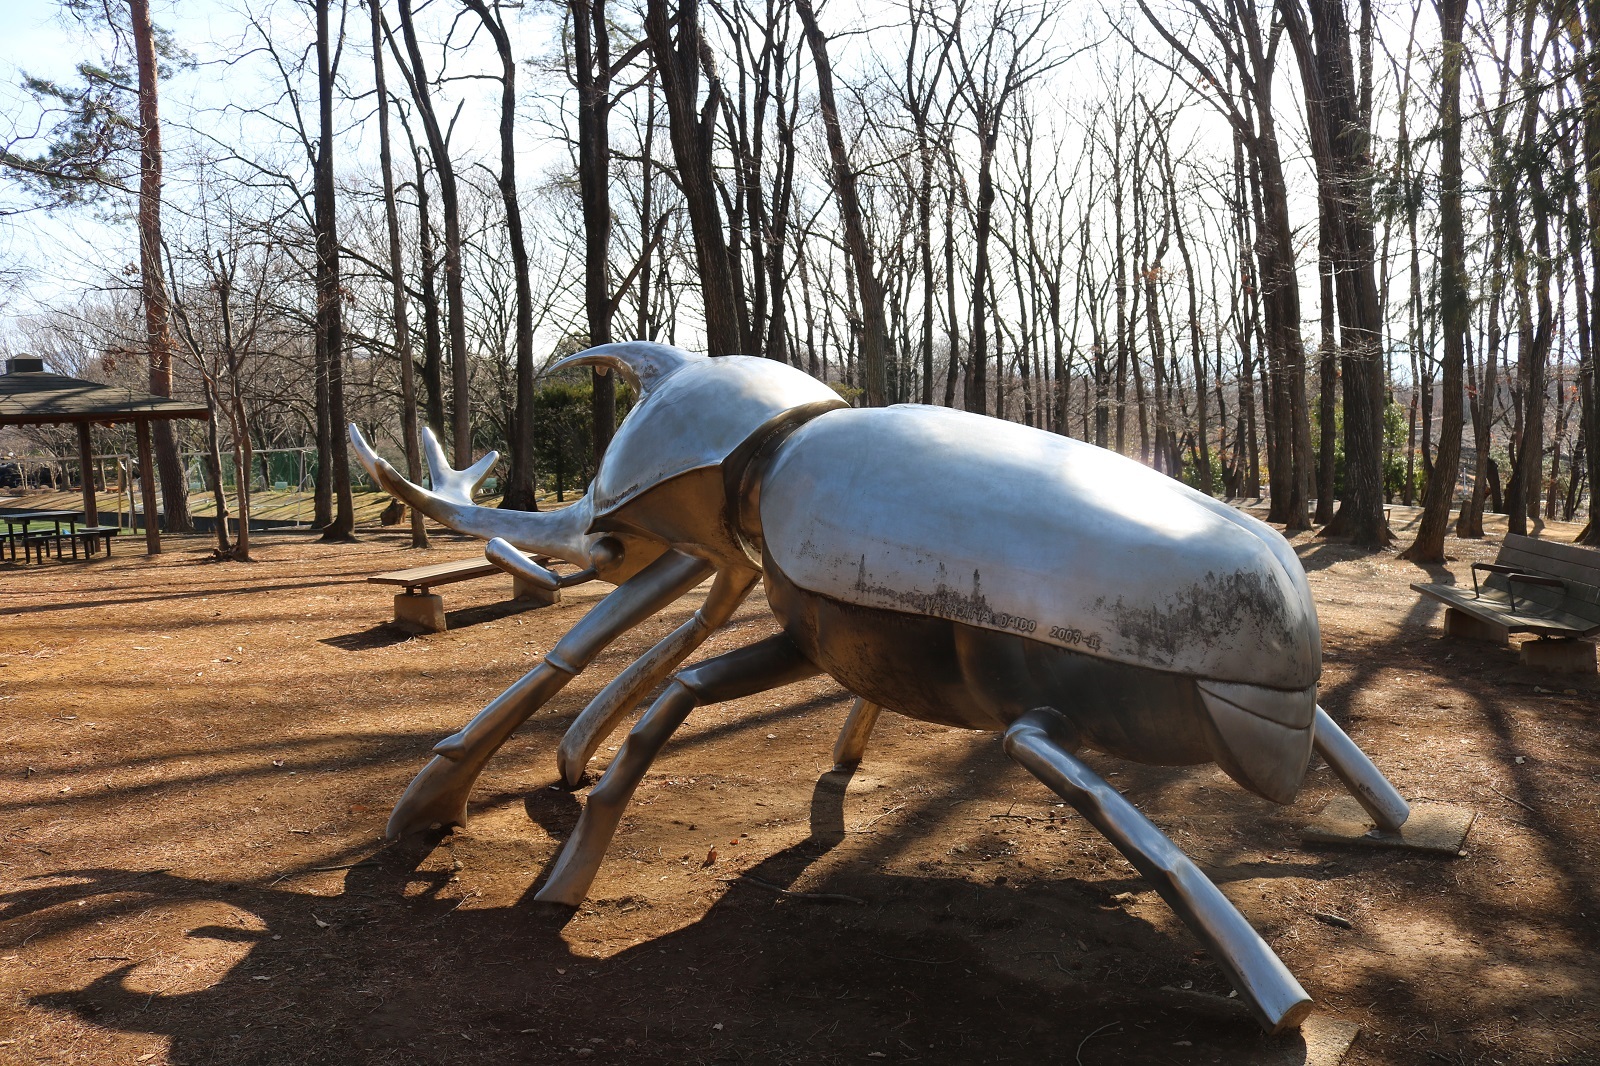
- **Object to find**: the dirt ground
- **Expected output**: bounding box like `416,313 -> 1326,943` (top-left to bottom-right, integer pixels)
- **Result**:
2,506 -> 1597,1066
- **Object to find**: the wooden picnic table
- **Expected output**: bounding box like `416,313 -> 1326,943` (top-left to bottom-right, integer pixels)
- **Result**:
1,509 -> 78,562
1,508 -> 119,562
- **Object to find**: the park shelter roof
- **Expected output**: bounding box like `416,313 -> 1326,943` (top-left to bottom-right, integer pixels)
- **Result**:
0,356 -> 210,426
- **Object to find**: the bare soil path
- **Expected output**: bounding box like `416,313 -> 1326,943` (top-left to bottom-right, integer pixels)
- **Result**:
1,510 -> 1596,1065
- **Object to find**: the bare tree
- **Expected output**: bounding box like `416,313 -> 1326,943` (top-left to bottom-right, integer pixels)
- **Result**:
393,0 -> 473,462
645,0 -> 749,355
1402,0 -> 1466,562
370,0 -> 427,548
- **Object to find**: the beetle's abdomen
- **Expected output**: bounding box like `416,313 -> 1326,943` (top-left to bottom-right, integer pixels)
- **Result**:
764,558 -> 1217,764
766,558 -> 1315,804
759,405 -> 1320,693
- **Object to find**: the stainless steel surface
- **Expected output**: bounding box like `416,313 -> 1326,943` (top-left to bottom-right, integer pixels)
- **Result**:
386,663 -> 570,838
421,425 -> 497,506
759,405 -> 1320,691
384,551 -> 712,839
1194,681 -> 1316,805
831,698 -> 881,768
538,634 -> 819,906
485,537 -> 561,591
349,424 -> 662,584
557,566 -> 761,787
1004,708 -> 1314,1034
349,343 -> 1414,1032
764,559 -> 1219,763
554,345 -> 844,522
1312,706 -> 1411,834
485,537 -> 599,591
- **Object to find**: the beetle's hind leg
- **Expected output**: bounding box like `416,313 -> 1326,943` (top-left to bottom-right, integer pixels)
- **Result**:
1004,708 -> 1313,1035
536,633 -> 821,905
831,698 -> 883,769
386,551 -> 713,839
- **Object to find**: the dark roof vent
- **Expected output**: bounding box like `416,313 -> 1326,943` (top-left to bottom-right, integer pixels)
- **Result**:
4,356 -> 46,375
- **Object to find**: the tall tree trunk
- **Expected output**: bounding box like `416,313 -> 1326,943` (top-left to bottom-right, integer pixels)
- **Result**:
1402,0 -> 1466,563
796,0 -> 887,406
572,0 -> 617,462
129,0 -> 189,540
943,172 -> 962,407
1316,212 -> 1338,524
371,0 -> 428,549
1581,0 -> 1600,542
645,0 -> 748,356
213,252 -> 252,562
411,140 -> 446,435
1167,147 -> 1212,493
395,0 -> 472,462
1284,0 -> 1390,548
316,0 -> 354,541
465,0 -> 538,509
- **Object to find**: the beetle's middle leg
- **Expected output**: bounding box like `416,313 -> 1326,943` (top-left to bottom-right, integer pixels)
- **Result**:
555,566 -> 761,788
536,633 -> 821,905
385,551 -> 713,839
1004,707 -> 1313,1035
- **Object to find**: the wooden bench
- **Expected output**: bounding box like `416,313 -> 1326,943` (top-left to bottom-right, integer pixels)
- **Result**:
1411,534 -> 1600,673
368,555 -> 561,634
70,525 -> 120,558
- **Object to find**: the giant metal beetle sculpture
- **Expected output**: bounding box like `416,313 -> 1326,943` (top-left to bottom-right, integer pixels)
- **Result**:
350,341 -> 1412,1034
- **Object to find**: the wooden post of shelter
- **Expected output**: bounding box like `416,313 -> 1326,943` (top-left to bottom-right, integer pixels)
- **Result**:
136,418 -> 160,555
76,422 -> 99,527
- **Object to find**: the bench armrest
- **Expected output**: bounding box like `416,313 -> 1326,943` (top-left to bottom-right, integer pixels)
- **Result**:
1471,562 -> 1565,610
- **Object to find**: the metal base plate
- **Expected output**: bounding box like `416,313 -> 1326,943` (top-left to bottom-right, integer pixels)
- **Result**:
1302,796 -> 1477,855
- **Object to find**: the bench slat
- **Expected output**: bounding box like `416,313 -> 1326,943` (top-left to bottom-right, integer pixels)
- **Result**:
368,558 -> 499,588
1487,557 -> 1600,621
1489,563 -> 1600,599
1492,548 -> 1600,601
1411,582 -> 1600,637
1503,534 -> 1600,573
1501,583 -> 1600,622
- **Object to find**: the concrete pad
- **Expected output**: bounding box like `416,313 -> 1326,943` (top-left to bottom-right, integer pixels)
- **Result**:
512,577 -> 561,607
1271,1016 -> 1362,1066
393,591 -> 446,634
1302,796 -> 1476,855
1518,637 -> 1597,673
1444,607 -> 1508,644
1156,989 -> 1360,1063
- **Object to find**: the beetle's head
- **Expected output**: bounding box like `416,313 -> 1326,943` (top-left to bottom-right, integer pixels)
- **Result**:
351,342 -> 842,580
552,342 -> 845,569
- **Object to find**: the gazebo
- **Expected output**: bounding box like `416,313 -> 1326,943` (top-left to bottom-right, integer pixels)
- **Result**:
0,355 -> 211,554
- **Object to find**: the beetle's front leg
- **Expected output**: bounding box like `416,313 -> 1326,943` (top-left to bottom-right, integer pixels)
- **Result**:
1004,708 -> 1313,1035
386,551 -> 713,839
555,565 -> 761,788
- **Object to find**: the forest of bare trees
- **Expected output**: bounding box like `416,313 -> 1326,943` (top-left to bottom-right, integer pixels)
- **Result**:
2,0 -> 1596,559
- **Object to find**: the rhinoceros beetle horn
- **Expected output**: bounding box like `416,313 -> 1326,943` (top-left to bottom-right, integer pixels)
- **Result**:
548,341 -> 703,399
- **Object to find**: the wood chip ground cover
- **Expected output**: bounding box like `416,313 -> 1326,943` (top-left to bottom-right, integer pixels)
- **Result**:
1,509 -> 1596,1065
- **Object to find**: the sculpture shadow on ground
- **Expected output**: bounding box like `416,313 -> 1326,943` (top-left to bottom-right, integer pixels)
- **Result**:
11,753 -> 1381,1066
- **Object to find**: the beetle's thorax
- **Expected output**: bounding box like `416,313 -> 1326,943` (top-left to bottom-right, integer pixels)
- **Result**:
580,353 -> 844,568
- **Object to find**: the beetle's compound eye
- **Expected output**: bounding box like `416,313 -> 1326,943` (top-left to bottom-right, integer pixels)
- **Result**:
588,536 -> 625,570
